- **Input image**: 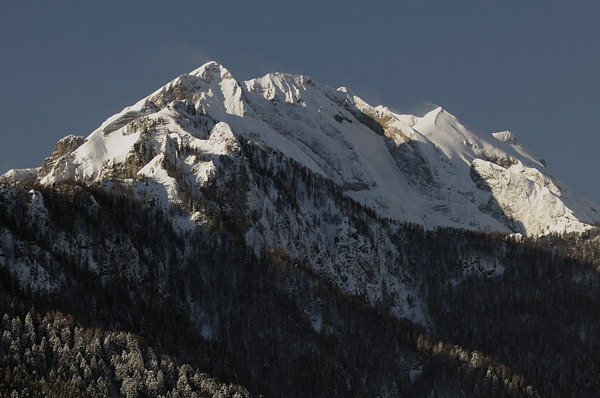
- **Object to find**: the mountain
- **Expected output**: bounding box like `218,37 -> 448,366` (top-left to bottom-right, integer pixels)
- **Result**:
2,61 -> 600,397
5,61 -> 598,236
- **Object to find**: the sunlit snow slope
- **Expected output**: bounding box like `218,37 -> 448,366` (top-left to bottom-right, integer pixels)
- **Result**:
5,61 -> 599,236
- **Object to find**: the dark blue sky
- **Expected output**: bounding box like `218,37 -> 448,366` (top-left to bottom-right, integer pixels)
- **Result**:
1,1 -> 599,202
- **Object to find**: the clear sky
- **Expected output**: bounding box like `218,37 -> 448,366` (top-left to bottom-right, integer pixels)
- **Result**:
1,1 -> 599,202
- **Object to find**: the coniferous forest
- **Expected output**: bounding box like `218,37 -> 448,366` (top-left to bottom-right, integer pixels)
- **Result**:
1,168 -> 599,397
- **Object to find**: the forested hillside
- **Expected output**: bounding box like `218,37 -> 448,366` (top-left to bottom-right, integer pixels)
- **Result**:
1,178 -> 599,397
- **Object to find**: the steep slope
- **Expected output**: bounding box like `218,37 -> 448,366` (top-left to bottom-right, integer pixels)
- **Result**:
5,61 -> 597,236
2,57 -> 600,395
3,60 -> 599,329
2,174 -> 600,397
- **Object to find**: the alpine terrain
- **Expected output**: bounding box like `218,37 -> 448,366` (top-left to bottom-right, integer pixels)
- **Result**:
1,61 -> 600,397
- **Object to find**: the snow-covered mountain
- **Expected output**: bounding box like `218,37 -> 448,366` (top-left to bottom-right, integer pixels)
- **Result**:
5,61 -> 598,236
4,60 -> 600,323
4,62 -> 600,396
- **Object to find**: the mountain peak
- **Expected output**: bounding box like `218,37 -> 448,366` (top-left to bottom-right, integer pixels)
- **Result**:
3,64 -> 599,236
245,72 -> 320,104
188,60 -> 233,82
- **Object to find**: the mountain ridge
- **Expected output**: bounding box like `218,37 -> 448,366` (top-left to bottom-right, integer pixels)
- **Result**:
4,61 -> 597,237
2,61 -> 600,397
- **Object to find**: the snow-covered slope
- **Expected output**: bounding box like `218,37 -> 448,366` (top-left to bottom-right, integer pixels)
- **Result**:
7,60 -> 597,236
3,60 -> 600,328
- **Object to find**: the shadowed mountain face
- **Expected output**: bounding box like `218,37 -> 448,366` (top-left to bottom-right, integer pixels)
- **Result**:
1,62 -> 600,397
1,170 -> 600,397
